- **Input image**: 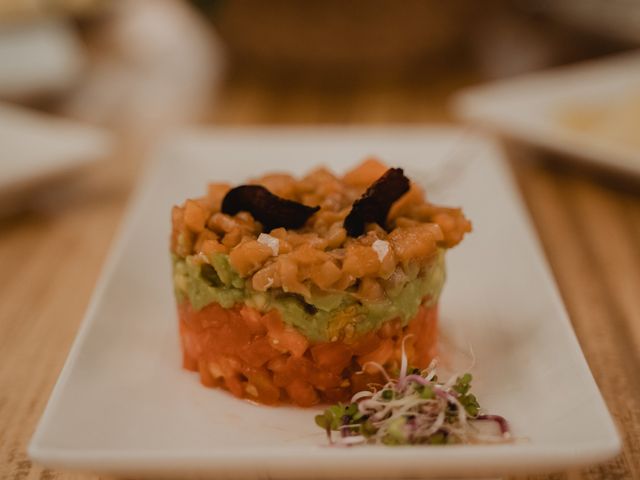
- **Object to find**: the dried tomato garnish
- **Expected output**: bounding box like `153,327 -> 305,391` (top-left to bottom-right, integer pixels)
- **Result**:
344,168 -> 410,237
222,185 -> 319,231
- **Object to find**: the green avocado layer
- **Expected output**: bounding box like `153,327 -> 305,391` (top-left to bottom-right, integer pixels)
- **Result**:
172,250 -> 445,343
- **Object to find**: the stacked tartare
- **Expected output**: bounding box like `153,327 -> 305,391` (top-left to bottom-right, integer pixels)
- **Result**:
171,159 -> 471,406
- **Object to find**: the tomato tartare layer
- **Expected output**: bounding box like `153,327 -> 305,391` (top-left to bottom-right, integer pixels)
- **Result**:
179,302 -> 438,406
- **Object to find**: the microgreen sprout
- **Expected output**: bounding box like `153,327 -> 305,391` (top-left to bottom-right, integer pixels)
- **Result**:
314,340 -> 513,447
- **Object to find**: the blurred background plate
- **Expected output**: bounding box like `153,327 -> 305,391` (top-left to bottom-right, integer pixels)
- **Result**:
0,18 -> 86,101
453,51 -> 640,177
0,103 -> 113,216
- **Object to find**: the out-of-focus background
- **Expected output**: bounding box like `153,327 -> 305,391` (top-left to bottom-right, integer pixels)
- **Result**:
2,0 -> 640,157
1,0 -> 639,194
1,1 -> 640,479
2,0 -> 640,206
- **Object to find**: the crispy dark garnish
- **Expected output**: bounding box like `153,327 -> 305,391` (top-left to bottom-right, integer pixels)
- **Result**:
343,168 -> 410,237
221,185 -> 320,231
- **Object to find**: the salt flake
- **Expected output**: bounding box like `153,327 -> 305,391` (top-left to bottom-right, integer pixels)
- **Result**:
372,239 -> 389,262
257,233 -> 279,256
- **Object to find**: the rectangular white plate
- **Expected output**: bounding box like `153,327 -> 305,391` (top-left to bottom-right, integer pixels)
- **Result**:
29,128 -> 620,479
453,51 -> 640,177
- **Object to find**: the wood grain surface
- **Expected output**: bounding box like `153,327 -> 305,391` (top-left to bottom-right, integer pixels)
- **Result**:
1,73 -> 639,480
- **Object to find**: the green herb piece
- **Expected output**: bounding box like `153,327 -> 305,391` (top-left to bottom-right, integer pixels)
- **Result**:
453,373 -> 472,395
344,403 -> 359,417
419,385 -> 435,399
460,393 -> 480,417
382,417 -> 407,445
314,414 -> 329,430
428,431 -> 447,445
361,419 -> 377,437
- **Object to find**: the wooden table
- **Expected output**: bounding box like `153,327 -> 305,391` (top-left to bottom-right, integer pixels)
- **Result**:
1,72 -> 639,480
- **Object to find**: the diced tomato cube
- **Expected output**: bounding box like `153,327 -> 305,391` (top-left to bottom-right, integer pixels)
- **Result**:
224,375 -> 245,398
182,350 -> 198,371
198,359 -> 218,387
268,326 -> 309,358
350,370 -> 385,392
357,338 -> 394,368
308,369 -> 343,390
350,332 -> 381,356
243,367 -> 280,405
240,305 -> 267,335
266,354 -> 289,373
286,379 -> 319,407
310,342 -> 352,374
238,337 -> 281,367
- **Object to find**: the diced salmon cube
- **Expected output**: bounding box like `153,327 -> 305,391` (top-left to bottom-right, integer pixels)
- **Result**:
388,182 -> 424,220
254,173 -> 297,199
342,244 -> 380,277
310,260 -> 342,289
325,223 -> 347,248
388,224 -> 443,263
221,229 -> 243,249
206,183 -> 231,211
252,263 -> 280,292
184,199 -> 207,233
199,239 -> 227,256
356,277 -> 385,301
277,257 -> 310,297
194,229 -> 218,253
290,244 -> 329,266
342,157 -> 389,187
229,240 -> 273,276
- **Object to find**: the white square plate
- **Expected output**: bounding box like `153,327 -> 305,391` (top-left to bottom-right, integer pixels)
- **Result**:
453,51 -> 640,177
29,128 -> 620,479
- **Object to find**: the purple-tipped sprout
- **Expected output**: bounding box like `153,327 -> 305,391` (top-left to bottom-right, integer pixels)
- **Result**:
398,374 -> 428,390
322,335 -> 513,447
475,414 -> 511,436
